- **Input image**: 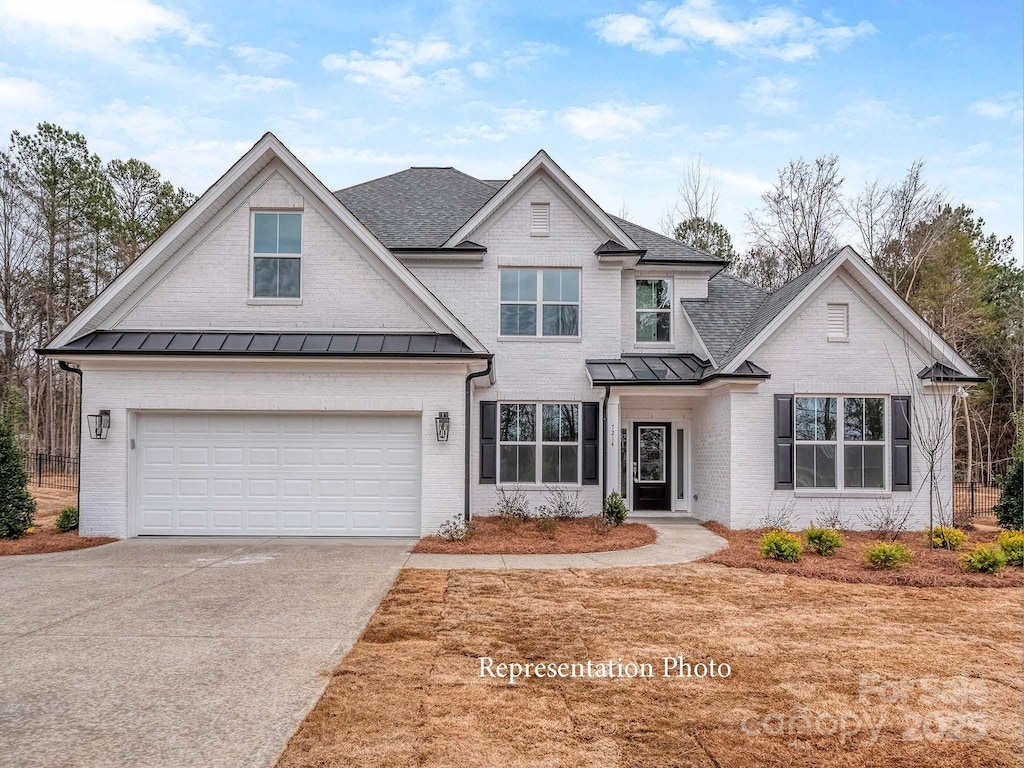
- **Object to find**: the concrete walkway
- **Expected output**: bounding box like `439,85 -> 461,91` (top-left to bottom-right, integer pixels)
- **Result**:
404,517 -> 726,570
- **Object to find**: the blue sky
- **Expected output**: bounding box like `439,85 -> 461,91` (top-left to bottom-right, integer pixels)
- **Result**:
1,0 -> 1021,260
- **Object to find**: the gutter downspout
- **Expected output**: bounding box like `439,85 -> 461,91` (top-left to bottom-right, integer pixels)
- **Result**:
58,361 -> 83,515
602,385 -> 611,500
464,358 -> 493,522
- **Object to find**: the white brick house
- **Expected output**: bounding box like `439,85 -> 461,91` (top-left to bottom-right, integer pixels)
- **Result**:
41,133 -> 982,538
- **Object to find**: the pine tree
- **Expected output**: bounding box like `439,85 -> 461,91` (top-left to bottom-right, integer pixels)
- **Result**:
0,405 -> 35,538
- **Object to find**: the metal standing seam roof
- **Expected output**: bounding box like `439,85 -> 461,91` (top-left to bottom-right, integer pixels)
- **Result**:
585,354 -> 769,385
917,362 -> 987,383
39,331 -> 484,358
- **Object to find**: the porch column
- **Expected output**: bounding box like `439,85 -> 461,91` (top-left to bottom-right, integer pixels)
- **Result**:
605,392 -> 621,495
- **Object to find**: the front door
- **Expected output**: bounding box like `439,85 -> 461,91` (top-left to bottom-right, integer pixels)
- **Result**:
632,422 -> 671,511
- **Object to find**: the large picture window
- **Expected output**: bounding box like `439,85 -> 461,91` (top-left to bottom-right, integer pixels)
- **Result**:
253,212 -> 301,298
795,396 -> 886,490
499,402 -> 579,483
500,269 -> 580,337
636,279 -> 671,342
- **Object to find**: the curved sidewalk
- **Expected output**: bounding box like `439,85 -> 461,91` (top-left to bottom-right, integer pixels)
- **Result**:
403,517 -> 727,570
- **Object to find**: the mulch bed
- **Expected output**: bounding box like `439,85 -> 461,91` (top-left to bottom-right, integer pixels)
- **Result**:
413,516 -> 657,554
701,521 -> 1022,588
0,487 -> 115,557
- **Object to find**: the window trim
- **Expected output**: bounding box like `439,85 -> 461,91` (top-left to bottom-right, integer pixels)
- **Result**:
250,211 -> 303,302
497,401 -> 582,485
498,268 -> 581,339
794,394 -> 888,491
635,277 -> 672,344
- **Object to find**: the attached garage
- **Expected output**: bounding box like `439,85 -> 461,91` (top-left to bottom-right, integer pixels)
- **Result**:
135,412 -> 421,536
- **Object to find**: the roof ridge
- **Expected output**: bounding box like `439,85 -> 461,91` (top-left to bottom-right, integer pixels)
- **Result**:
333,167 -> 417,194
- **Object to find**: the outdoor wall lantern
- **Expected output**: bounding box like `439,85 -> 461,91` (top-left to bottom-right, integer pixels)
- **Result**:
87,410 -> 111,440
435,411 -> 450,442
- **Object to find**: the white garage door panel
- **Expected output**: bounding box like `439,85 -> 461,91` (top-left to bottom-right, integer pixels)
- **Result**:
136,413 -> 421,536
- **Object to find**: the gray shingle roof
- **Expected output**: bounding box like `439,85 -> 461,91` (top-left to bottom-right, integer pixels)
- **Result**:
681,273 -> 768,364
610,216 -> 726,264
334,168 -> 500,249
41,331 -> 482,357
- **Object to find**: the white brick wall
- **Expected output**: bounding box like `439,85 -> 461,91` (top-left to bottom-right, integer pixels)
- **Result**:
77,361 -> 467,538
727,273 -> 953,531
114,163 -> 432,332
691,388 -> 732,525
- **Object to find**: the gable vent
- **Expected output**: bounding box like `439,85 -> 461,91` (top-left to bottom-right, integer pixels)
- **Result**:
530,202 -> 550,235
827,303 -> 848,339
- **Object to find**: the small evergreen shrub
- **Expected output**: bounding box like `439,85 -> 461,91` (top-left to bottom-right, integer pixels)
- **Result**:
437,518 -> 475,542
863,542 -> 912,570
55,506 -> 79,533
994,459 -> 1022,530
805,526 -> 844,556
602,492 -> 628,527
0,419 -> 36,539
996,530 -> 1024,566
926,525 -> 967,551
759,530 -> 802,562
959,544 -> 1007,574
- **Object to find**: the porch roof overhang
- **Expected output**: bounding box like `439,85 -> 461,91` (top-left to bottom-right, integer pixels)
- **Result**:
37,330 -> 491,360
917,361 -> 987,384
585,354 -> 770,386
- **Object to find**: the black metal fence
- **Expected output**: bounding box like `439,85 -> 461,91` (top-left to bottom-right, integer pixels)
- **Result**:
953,481 -> 1001,523
22,453 -> 79,491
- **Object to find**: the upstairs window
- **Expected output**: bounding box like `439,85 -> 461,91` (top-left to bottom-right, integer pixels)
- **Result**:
636,279 -> 671,342
500,269 -> 580,337
530,202 -> 550,235
253,212 -> 301,298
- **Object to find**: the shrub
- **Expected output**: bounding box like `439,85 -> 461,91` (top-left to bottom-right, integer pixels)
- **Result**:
926,525 -> 967,551
857,500 -> 912,542
994,458 -> 1022,530
959,544 -> 1008,574
863,542 -> 912,570
437,518 -> 475,542
602,492 -> 628,527
805,526 -> 844,556
814,500 -> 847,531
759,496 -> 796,531
996,530 -> 1024,566
491,485 -> 531,529
55,506 -> 79,533
541,485 -> 586,519
0,419 -> 36,539
759,530 -> 802,562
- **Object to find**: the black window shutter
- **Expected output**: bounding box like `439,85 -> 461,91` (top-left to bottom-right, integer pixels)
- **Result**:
582,402 -> 600,485
774,395 -> 794,490
892,396 -> 912,491
480,401 -> 497,484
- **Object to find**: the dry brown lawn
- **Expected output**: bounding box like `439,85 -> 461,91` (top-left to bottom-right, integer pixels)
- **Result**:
0,487 -> 115,556
702,523 -> 1022,588
277,564 -> 1023,768
414,516 -> 656,554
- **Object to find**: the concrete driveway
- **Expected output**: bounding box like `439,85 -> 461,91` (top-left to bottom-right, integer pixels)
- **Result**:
0,537 -> 413,768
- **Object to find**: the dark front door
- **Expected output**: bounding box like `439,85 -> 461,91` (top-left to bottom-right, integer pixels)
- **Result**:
633,422 -> 671,511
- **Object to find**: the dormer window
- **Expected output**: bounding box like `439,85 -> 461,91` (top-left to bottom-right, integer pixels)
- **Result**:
530,203 -> 550,236
636,279 -> 671,342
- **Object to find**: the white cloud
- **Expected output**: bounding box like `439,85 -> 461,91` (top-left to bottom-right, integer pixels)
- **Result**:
560,102 -> 667,141
739,76 -> 799,114
592,0 -> 874,60
0,0 -> 207,51
970,94 -> 1024,120
0,76 -> 51,112
468,61 -> 493,78
220,73 -> 295,95
496,107 -> 546,133
230,45 -> 293,71
322,36 -> 464,94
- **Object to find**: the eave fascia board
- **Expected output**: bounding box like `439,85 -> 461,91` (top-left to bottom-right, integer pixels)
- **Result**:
442,150 -> 639,251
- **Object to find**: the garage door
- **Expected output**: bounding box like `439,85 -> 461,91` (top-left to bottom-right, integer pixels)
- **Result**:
135,412 -> 421,536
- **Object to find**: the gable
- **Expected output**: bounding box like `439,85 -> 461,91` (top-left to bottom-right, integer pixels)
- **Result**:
49,133 -> 487,352
111,164 -> 434,332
